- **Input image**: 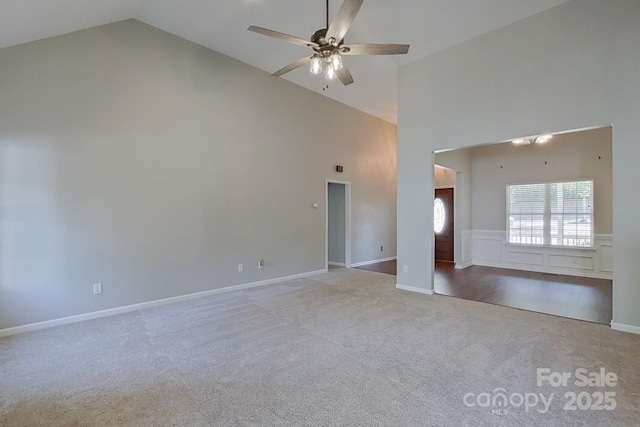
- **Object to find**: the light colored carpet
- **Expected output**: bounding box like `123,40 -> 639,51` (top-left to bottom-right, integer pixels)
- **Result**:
1,268 -> 639,426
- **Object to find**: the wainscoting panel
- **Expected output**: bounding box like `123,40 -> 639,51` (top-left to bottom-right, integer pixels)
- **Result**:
597,236 -> 614,273
504,250 -> 544,266
457,230 -> 473,269
472,230 -> 503,263
469,230 -> 612,279
548,254 -> 594,271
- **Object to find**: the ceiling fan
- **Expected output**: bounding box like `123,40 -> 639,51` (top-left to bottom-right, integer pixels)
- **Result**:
248,0 -> 409,86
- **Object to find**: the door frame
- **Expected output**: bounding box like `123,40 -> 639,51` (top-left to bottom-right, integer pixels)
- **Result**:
434,162 -> 459,266
325,179 -> 352,269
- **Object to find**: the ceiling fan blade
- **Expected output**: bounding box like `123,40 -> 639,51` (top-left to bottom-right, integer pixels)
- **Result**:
336,65 -> 354,86
272,56 -> 313,77
326,0 -> 364,44
342,43 -> 410,55
248,26 -> 318,48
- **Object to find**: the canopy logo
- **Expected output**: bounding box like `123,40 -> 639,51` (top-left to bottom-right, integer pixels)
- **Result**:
463,367 -> 618,416
463,388 -> 553,416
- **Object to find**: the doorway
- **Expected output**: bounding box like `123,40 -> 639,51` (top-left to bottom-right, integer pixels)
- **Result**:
434,188 -> 454,262
326,180 -> 351,269
430,126 -> 613,324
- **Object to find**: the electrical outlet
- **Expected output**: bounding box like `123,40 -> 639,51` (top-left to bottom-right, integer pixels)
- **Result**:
258,259 -> 264,269
380,246 -> 383,251
238,264 -> 244,272
93,283 -> 102,295
403,265 -> 409,273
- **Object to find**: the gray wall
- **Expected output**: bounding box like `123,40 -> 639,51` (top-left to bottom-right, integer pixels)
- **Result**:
398,0 -> 640,329
327,183 -> 346,264
433,166 -> 456,188
470,127 -> 612,234
0,20 -> 397,329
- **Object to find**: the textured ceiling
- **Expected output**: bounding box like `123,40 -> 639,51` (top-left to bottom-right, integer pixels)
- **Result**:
0,0 -> 570,123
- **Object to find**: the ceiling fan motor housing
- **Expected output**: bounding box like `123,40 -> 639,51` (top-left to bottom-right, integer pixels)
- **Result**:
311,28 -> 349,57
311,28 -> 329,46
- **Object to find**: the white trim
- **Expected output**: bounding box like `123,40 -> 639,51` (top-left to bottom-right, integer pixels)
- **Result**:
328,262 -> 346,267
610,322 -> 640,335
473,229 -> 506,237
395,284 -> 435,295
455,261 -> 473,269
460,229 -> 473,268
351,256 -> 397,267
0,269 -> 328,338
325,179 -> 352,269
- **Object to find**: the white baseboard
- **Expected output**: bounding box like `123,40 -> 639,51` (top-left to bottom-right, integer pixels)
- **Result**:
455,260 -> 473,270
328,261 -> 346,267
351,256 -> 397,268
395,284 -> 434,295
0,269 -> 328,338
610,322 -> 640,335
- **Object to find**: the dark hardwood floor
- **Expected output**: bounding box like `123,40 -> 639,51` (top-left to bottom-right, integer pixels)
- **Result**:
355,260 -> 612,324
354,260 -> 397,275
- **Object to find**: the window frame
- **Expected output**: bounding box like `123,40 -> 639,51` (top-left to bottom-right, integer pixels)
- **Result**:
506,179 -> 594,249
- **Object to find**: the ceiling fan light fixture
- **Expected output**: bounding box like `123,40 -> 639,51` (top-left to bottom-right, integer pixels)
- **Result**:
310,56 -> 323,74
512,134 -> 554,145
535,134 -> 553,144
325,63 -> 337,80
330,52 -> 343,70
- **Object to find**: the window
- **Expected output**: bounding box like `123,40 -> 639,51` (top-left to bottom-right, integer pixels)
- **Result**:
507,180 -> 593,247
434,198 -> 445,233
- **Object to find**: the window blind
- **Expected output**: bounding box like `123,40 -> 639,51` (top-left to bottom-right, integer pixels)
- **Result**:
507,180 -> 593,247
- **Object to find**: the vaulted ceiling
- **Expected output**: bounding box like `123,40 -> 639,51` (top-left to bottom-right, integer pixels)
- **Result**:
0,0 -> 570,123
